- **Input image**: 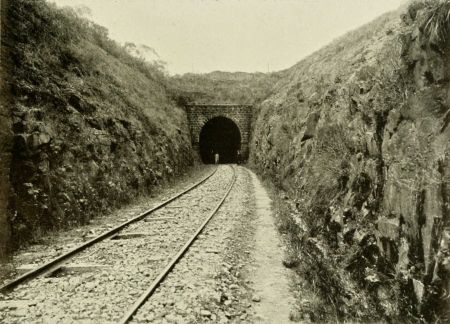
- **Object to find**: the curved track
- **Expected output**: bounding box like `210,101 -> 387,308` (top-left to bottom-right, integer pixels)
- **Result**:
0,168 -> 218,293
0,165 -> 237,323
119,165 -> 236,323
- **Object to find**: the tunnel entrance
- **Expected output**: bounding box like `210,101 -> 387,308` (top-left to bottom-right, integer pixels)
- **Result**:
199,117 -> 241,164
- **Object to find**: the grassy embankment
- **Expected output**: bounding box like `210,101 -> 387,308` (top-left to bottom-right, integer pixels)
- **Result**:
251,1 -> 449,322
3,0 -> 193,249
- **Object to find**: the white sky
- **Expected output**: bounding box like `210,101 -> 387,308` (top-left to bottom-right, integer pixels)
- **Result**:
51,0 -> 405,75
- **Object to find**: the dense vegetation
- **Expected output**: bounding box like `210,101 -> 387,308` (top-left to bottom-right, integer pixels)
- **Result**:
169,71 -> 285,106
4,0 -> 193,246
251,1 -> 449,322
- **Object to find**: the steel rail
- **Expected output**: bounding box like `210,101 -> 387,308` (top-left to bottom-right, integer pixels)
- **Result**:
0,167 -> 218,293
119,165 -> 237,324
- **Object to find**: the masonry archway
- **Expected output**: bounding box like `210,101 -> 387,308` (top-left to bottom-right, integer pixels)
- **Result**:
199,116 -> 241,164
185,104 -> 252,162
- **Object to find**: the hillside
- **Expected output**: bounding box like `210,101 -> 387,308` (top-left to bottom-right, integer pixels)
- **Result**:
169,70 -> 285,105
250,2 -> 449,322
0,0 -> 193,249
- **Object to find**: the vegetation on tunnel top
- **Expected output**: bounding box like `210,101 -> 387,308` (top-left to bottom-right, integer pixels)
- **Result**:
168,70 -> 286,106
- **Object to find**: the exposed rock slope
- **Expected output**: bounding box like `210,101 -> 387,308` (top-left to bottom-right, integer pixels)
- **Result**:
251,2 -> 449,321
1,0 -> 193,250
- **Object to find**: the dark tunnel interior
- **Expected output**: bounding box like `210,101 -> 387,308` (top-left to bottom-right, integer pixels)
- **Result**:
199,117 -> 241,164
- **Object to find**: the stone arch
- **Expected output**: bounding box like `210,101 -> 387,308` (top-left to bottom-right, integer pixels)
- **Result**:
185,104 -> 253,162
198,114 -> 241,141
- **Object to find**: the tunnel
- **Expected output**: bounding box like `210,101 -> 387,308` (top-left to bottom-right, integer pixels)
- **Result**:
199,116 -> 241,164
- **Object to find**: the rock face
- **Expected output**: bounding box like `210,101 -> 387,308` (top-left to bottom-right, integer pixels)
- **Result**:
250,3 -> 449,322
0,0 -> 12,258
0,0 -> 193,251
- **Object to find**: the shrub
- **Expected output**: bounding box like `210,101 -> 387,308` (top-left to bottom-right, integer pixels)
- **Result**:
410,0 -> 450,48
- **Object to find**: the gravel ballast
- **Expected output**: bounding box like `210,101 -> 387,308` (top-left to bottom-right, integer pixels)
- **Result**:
1,166 -> 298,323
0,166 -> 232,323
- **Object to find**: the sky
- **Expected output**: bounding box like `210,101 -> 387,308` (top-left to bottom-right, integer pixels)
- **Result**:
51,0 -> 405,75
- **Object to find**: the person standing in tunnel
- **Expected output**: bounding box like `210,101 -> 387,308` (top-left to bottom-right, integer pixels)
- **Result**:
237,149 -> 242,165
214,151 -> 219,164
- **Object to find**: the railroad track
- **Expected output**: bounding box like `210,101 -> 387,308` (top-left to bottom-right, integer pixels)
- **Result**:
0,165 -> 237,323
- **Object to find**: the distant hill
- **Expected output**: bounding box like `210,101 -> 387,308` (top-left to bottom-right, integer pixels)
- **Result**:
169,70 -> 286,105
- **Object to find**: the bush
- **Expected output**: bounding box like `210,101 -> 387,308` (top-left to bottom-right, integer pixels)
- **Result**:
410,0 -> 450,48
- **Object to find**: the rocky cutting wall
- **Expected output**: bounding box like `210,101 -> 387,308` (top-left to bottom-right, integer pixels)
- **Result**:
250,3 -> 449,322
1,0 -> 193,252
0,0 -> 12,258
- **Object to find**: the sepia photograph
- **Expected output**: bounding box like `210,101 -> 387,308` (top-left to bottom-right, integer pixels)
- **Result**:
0,0 -> 449,323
